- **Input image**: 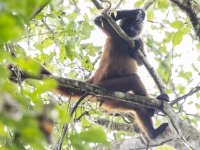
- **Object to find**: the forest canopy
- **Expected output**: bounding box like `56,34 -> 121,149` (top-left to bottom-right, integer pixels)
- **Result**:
0,0 -> 200,150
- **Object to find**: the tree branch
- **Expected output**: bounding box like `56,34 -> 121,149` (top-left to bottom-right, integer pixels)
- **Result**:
170,0 -> 200,39
30,0 -> 50,20
96,135 -> 188,150
170,85 -> 200,105
94,118 -> 138,133
52,75 -> 162,109
142,0 -> 155,10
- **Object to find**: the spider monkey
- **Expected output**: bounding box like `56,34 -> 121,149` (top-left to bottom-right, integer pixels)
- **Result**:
85,9 -> 169,139
55,9 -> 168,139
9,9 -> 169,139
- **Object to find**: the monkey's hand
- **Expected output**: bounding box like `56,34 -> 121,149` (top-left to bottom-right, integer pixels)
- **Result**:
129,39 -> 145,56
129,39 -> 146,66
134,39 -> 143,51
156,93 -> 169,102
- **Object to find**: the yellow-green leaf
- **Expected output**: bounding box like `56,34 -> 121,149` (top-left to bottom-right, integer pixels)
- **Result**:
170,21 -> 183,29
172,32 -> 183,46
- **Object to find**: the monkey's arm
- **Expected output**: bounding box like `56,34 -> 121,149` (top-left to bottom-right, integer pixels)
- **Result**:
128,39 -> 146,66
110,9 -> 145,21
94,9 -> 145,36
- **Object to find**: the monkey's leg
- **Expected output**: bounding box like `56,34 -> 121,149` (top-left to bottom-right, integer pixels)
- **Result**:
97,74 -> 154,114
97,74 -> 168,139
135,110 -> 168,139
97,74 -> 147,94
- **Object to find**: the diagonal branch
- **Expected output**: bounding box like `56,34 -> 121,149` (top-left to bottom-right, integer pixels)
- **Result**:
170,85 -> 200,105
30,0 -> 51,20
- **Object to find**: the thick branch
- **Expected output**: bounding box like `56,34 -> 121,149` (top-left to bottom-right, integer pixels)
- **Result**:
51,75 -> 162,109
98,137 -> 187,150
163,102 -> 200,149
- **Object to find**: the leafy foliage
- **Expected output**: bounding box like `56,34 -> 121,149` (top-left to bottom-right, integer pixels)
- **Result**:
0,0 -> 199,149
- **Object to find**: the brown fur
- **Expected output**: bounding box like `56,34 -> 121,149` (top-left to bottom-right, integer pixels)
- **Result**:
81,10 -> 168,139
92,38 -> 138,84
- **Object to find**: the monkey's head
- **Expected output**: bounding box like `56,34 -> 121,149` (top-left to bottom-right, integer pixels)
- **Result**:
120,9 -> 145,37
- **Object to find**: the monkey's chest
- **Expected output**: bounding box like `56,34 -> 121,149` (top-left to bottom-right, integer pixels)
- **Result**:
93,42 -> 138,82
108,55 -> 138,76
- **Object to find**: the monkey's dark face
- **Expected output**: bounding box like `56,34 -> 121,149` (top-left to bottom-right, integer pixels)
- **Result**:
120,9 -> 145,37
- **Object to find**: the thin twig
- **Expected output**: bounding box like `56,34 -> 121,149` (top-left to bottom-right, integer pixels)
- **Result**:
170,85 -> 200,105
85,53 -> 102,79
70,92 -> 89,116
74,111 -> 90,122
114,0 -> 123,9
56,92 -> 89,149
56,123 -> 68,150
142,0 -> 155,10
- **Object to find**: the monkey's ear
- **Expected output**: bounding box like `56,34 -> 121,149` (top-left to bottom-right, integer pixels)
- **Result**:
156,94 -> 169,102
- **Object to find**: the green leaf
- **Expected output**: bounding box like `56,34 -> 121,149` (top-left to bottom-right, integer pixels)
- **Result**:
0,13 -> 24,41
0,66 -> 9,79
41,38 -> 53,48
188,101 -> 193,105
155,145 -> 174,150
34,78 -> 58,94
195,103 -> 200,109
41,52 -> 56,63
66,13 -> 78,21
196,42 -> 200,49
56,105 -> 71,123
181,27 -> 191,34
79,127 -> 109,144
81,22 -> 93,39
170,21 -> 183,29
0,123 -> 6,137
179,71 -> 192,82
157,0 -> 169,9
70,126 -> 109,150
176,84 -> 185,94
172,32 -> 183,46
134,0 -> 144,7
15,58 -> 41,77
65,42 -> 76,60
59,45 -> 66,62
147,11 -> 154,21
81,56 -> 93,71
